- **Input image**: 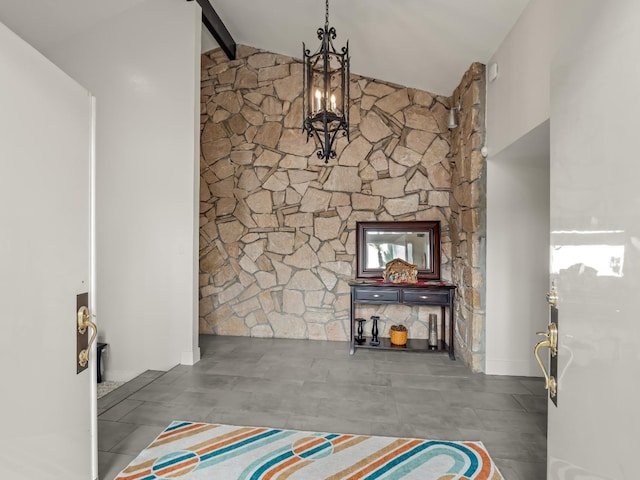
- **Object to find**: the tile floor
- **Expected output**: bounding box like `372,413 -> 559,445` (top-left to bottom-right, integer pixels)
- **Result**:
98,335 -> 547,480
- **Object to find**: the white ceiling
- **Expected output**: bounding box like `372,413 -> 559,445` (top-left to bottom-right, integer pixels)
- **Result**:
0,0 -> 147,52
0,0 -> 529,96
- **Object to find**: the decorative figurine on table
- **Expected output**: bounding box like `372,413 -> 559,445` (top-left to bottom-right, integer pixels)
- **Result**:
383,258 -> 418,283
370,315 -> 380,346
355,317 -> 367,345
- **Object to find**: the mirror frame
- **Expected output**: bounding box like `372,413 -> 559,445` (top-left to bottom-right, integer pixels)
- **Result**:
355,221 -> 441,280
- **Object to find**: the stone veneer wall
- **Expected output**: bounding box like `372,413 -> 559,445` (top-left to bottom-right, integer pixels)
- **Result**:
199,45 -> 455,342
448,63 -> 487,371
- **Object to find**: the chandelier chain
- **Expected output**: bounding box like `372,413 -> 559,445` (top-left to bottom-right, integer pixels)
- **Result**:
325,0 -> 329,28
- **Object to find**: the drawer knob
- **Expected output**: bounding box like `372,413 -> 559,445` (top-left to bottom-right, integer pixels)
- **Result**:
420,295 -> 428,299
372,294 -> 381,298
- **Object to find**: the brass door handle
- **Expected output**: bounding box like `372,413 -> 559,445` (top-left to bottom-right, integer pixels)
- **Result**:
534,323 -> 558,397
77,306 -> 97,368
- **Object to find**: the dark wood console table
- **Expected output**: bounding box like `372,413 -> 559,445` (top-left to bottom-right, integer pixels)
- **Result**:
349,280 -> 456,360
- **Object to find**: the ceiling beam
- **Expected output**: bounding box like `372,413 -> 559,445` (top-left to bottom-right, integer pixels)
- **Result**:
188,0 -> 236,60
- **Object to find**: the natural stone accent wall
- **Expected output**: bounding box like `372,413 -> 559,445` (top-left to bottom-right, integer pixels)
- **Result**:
448,63 -> 487,371
199,45 -> 453,342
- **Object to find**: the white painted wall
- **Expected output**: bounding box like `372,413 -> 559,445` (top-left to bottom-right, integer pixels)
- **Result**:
486,0 -> 555,157
201,26 -> 219,53
483,0 -> 554,375
485,121 -> 550,376
46,0 -> 201,381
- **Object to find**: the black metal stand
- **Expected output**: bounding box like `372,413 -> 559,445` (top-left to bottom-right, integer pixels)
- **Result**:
355,318 -> 366,344
370,316 -> 380,346
97,343 -> 108,383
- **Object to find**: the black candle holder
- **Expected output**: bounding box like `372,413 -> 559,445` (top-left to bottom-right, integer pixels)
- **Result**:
355,317 -> 367,345
370,315 -> 380,346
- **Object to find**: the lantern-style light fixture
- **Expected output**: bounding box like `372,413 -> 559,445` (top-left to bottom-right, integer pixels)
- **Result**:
302,0 -> 350,163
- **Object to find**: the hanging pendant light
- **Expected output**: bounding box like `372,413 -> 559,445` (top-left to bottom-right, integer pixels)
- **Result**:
302,0 -> 350,163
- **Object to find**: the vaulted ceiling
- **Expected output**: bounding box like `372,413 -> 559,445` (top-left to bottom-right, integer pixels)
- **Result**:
0,0 -> 529,96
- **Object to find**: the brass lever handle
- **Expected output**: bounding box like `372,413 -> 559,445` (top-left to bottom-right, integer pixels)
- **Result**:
77,306 -> 97,368
534,323 -> 558,397
536,323 -> 558,357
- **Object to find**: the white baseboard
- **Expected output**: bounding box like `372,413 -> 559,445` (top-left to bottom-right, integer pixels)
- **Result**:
181,347 -> 201,366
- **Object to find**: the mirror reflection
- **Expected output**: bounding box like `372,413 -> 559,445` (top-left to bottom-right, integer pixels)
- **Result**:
365,231 -> 430,269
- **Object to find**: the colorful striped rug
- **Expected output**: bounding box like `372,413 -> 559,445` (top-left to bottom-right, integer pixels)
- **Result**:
115,421 -> 504,480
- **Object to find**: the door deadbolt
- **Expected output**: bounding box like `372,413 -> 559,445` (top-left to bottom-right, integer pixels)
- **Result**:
534,322 -> 558,398
546,280 -> 558,307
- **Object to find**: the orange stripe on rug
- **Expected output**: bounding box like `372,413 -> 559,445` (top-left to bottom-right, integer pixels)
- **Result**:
122,457 -> 155,474
333,435 -> 368,454
464,442 -> 503,480
115,466 -> 153,480
326,438 -> 412,480
261,455 -> 303,480
263,435 -> 345,480
150,423 -> 219,448
196,427 -> 269,456
276,459 -> 313,480
118,454 -> 159,479
347,439 -> 422,479
153,456 -> 200,477
292,436 -> 327,456
186,426 -> 254,451
156,422 -> 205,440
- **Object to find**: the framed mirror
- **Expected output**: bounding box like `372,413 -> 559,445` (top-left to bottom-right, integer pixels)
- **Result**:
356,221 -> 441,280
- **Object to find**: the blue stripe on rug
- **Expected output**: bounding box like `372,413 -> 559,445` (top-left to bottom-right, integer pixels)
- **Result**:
165,421 -> 193,432
238,445 -> 295,480
248,450 -> 295,480
366,441 -> 480,479
153,451 -> 197,471
199,428 -> 283,462
197,430 -> 295,471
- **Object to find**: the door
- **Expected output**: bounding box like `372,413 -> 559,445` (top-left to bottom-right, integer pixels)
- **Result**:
0,22 -> 97,479
547,1 -> 640,478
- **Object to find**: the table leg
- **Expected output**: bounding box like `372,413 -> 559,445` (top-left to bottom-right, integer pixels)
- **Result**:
448,298 -> 456,360
349,288 -> 355,355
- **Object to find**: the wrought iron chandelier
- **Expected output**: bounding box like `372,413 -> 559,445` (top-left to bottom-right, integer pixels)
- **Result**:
302,0 -> 350,163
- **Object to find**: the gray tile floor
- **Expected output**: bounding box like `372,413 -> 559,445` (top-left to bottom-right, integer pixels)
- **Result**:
98,335 -> 547,480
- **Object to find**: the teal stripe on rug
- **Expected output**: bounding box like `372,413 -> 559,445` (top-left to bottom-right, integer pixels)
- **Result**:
367,444 -> 475,480
197,430 -> 295,471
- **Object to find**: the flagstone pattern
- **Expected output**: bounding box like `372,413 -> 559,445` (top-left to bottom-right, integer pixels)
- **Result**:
199,45 -> 486,370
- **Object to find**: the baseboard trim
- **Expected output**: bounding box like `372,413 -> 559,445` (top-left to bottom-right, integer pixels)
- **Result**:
181,347 -> 201,365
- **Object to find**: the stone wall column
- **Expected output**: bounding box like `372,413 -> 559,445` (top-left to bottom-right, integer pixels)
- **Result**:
448,63 -> 487,371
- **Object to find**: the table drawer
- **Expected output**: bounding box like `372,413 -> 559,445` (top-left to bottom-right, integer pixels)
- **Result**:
402,289 -> 450,305
354,288 -> 400,303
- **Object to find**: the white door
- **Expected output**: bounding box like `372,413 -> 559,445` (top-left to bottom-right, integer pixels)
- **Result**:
0,22 -> 96,479
548,1 -> 640,478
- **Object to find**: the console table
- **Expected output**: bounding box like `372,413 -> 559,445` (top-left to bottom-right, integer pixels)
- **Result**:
349,280 -> 456,360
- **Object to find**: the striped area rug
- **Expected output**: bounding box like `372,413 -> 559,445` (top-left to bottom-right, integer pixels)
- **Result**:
115,421 -> 504,480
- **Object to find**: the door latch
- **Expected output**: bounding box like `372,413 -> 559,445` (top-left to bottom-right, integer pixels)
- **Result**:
546,280 -> 558,307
